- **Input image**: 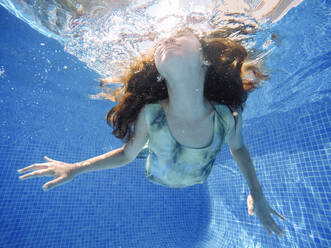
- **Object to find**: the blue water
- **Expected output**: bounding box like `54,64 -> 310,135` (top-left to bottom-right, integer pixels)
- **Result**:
0,1 -> 330,247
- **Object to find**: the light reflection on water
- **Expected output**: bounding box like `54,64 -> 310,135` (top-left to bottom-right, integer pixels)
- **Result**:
1,0 -> 322,122
0,0 -> 296,78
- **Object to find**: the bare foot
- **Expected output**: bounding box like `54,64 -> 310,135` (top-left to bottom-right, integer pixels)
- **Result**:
247,194 -> 255,216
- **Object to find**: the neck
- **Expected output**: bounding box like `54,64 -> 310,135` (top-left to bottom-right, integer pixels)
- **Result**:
164,66 -> 209,119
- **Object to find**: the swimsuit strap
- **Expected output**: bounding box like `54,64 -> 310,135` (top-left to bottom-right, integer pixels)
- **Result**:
210,103 -> 238,130
227,106 -> 238,129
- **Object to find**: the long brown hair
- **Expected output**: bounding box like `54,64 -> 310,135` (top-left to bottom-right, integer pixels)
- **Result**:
99,35 -> 268,141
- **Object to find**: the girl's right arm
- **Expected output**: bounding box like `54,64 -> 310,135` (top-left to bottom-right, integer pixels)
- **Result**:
18,106 -> 149,191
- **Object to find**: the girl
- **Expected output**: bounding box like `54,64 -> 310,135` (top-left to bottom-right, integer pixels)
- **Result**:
18,30 -> 287,236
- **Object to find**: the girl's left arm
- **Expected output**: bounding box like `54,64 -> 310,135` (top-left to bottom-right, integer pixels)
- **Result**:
226,109 -> 286,237
226,110 -> 263,200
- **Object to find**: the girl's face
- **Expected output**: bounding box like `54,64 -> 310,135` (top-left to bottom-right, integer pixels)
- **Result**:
154,31 -> 203,78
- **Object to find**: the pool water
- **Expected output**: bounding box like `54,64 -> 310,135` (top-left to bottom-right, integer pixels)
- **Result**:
0,0 -> 330,247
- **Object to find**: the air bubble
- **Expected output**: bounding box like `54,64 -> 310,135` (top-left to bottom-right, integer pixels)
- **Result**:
157,75 -> 164,82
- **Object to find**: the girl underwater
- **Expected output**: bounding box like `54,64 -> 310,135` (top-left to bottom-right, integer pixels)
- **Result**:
18,29 -> 287,237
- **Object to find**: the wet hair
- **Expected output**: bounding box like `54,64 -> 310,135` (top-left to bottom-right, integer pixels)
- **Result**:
99,34 -> 268,141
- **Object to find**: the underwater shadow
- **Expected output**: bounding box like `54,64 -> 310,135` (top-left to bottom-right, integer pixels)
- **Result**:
71,158 -> 212,248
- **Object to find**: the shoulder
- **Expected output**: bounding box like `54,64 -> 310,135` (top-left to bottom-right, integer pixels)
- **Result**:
213,104 -> 235,127
213,104 -> 243,140
223,107 -> 243,150
213,103 -> 232,115
144,101 -> 163,116
144,101 -> 163,110
135,105 -> 147,126
144,101 -> 166,128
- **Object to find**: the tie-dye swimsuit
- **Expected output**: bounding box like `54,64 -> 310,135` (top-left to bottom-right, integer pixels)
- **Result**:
144,102 -> 232,188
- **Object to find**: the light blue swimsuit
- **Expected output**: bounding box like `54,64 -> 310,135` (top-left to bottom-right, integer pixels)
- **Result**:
144,102 -> 232,188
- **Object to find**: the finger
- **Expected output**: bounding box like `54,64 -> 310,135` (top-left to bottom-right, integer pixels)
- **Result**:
264,214 -> 284,236
42,176 -> 67,191
17,164 -> 49,174
247,194 -> 254,215
261,216 -> 275,235
271,209 -> 287,221
269,220 -> 283,236
19,169 -> 52,180
44,156 -> 57,162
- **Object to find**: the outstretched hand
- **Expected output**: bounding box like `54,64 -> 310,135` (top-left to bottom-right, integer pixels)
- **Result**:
18,156 -> 78,191
247,194 -> 287,237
